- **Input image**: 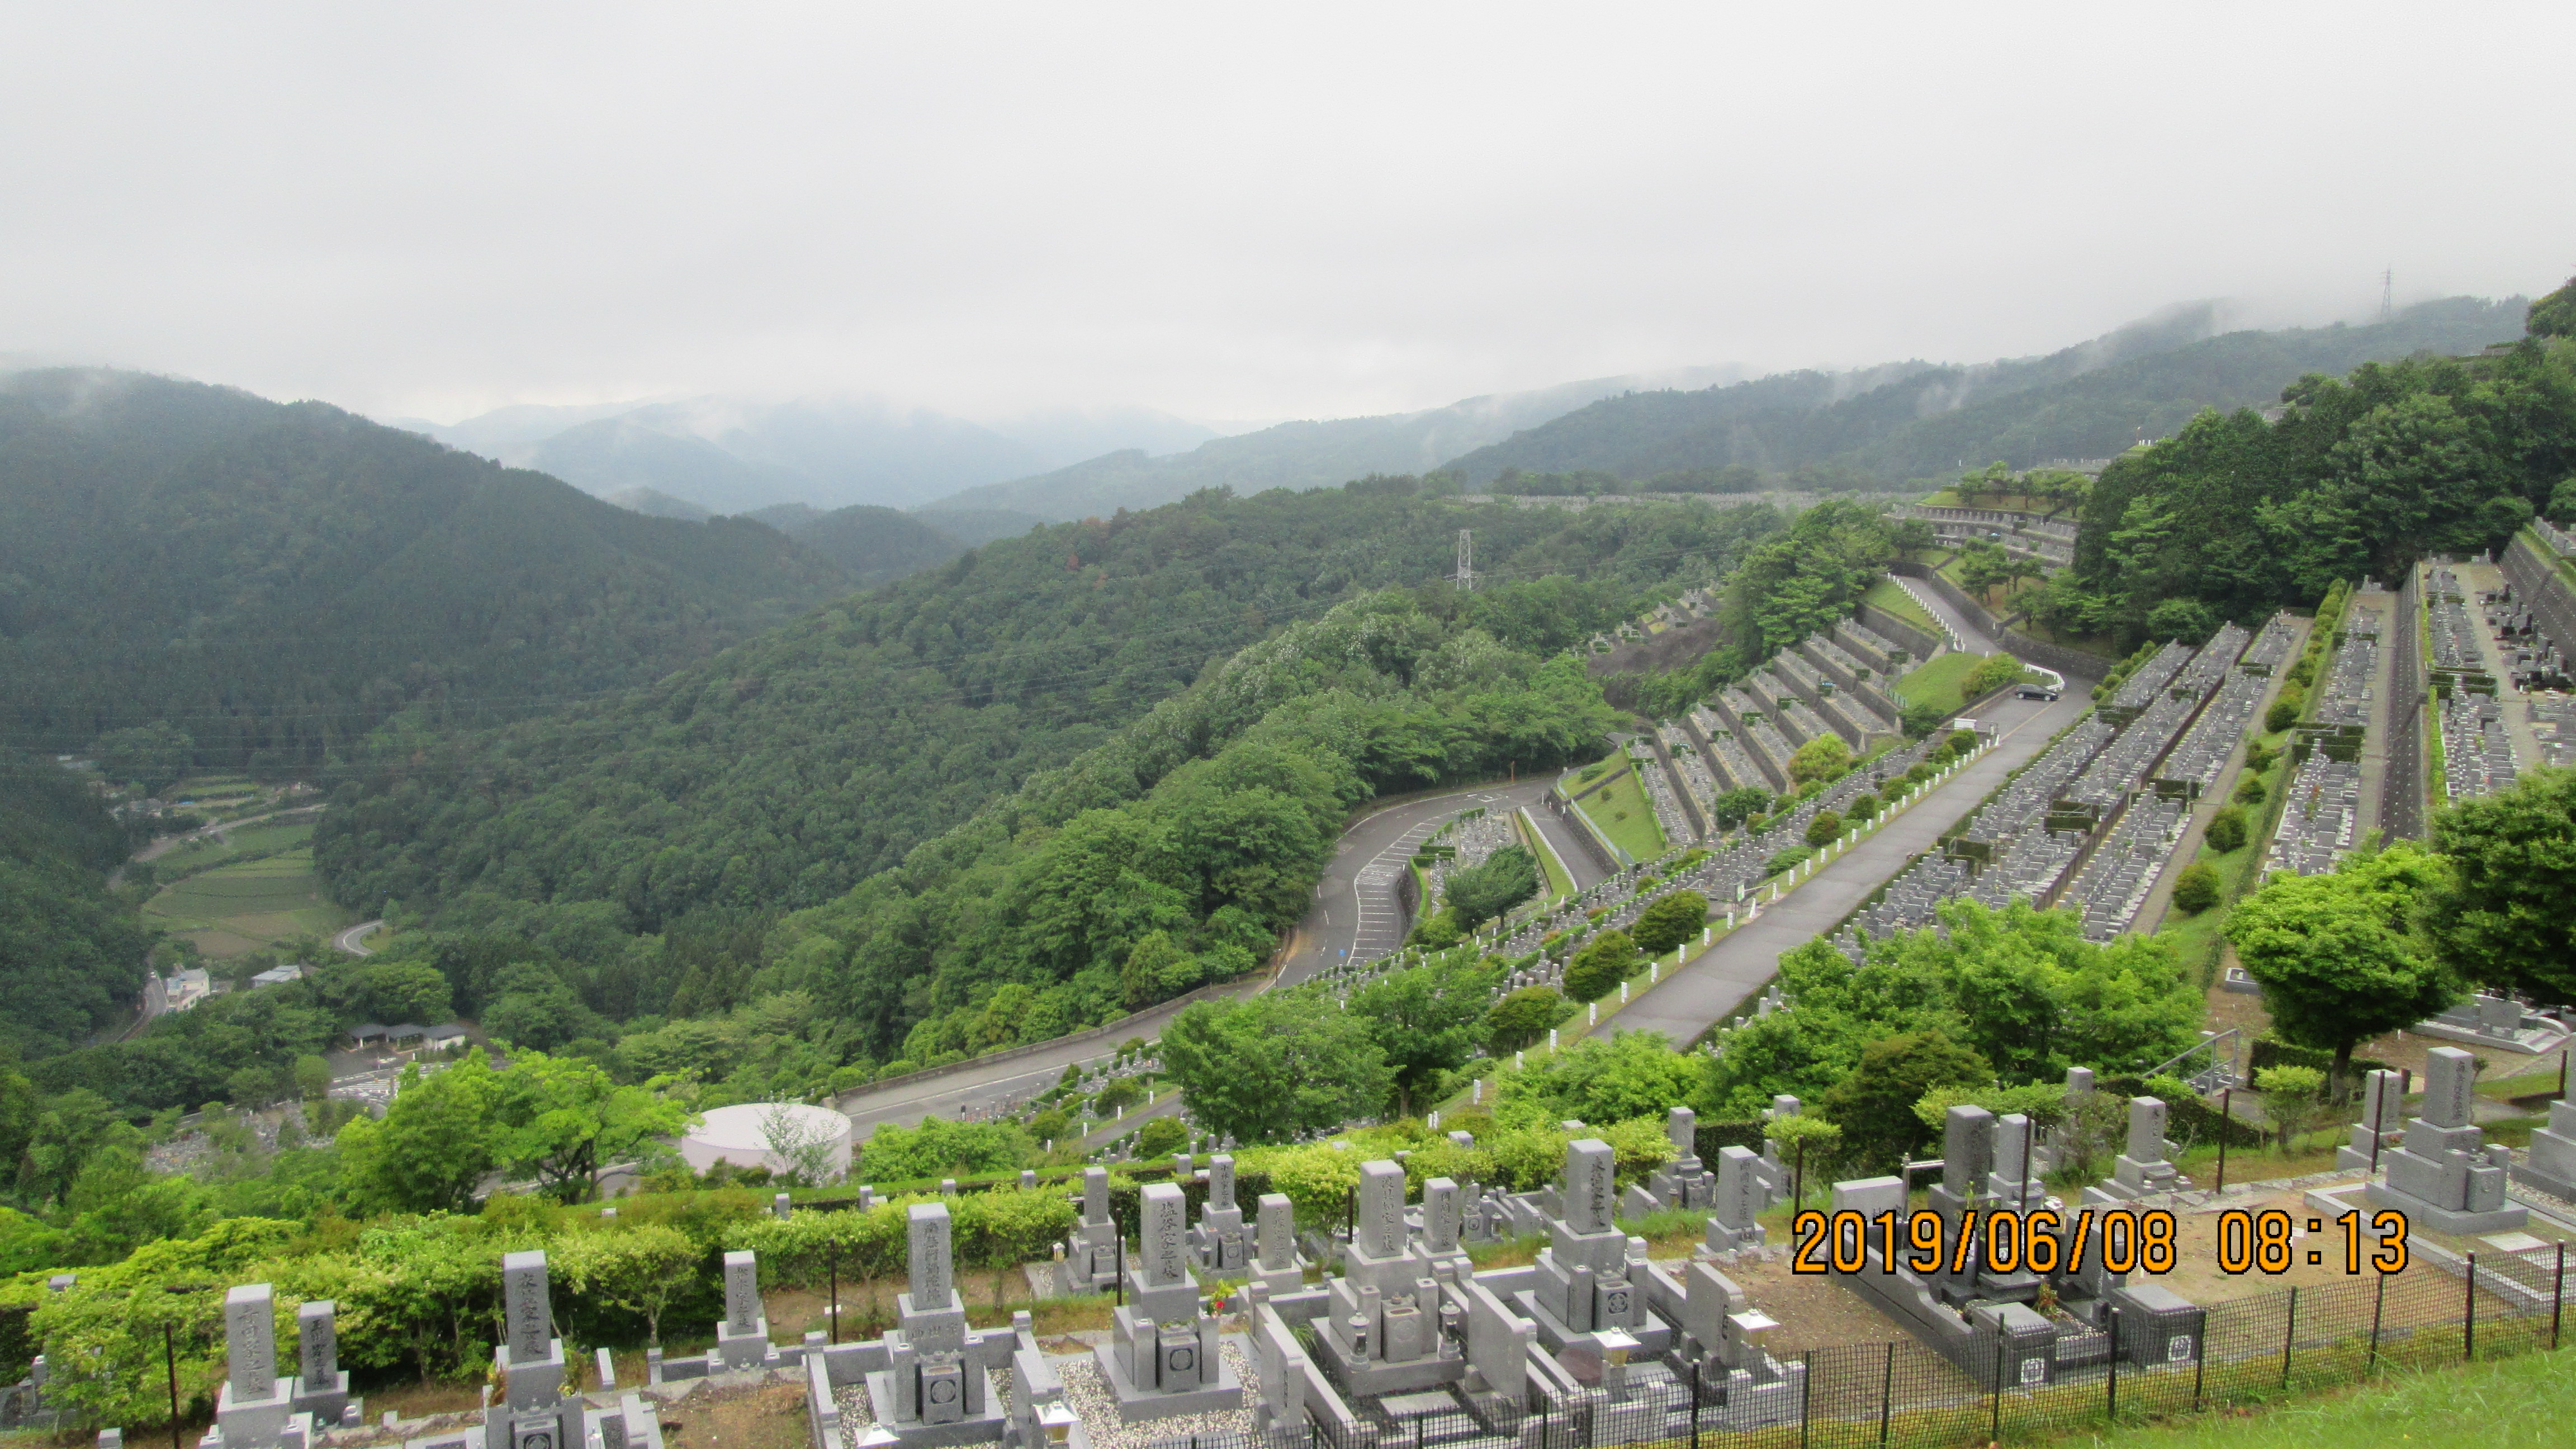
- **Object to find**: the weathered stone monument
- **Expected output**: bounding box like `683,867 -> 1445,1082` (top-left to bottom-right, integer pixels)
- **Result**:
868,1202 -> 1008,1443
1702,1146 -> 1778,1254
2083,1097 -> 2184,1203
290,1300 -> 351,1427
207,1285 -> 297,1449
1100,1183 -> 1240,1419
488,1252 -> 579,1449
1665,1261 -> 1801,1429
716,1251 -> 773,1371
1314,1161 -> 1464,1393
2338,1069 -> 2406,1172
1514,1139 -> 1656,1352
1189,1156 -> 1247,1275
1625,1107 -> 1713,1216
2511,1079 -> 2576,1201
1250,1191 -> 1305,1293
2370,1046 -> 2527,1233
1054,1167 -> 1119,1295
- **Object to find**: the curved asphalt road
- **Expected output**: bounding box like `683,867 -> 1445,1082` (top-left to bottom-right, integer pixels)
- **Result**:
834,778 -> 1602,1137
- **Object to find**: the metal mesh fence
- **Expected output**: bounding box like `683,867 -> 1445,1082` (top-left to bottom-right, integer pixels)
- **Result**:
1239,1254 -> 2570,1449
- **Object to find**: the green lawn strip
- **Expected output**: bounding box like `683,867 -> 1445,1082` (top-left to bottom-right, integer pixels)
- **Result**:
1916,489 -> 2070,514
2039,1345 -> 2576,1448
1574,756 -> 1667,861
1895,650 -> 1985,712
1862,577 -> 1940,634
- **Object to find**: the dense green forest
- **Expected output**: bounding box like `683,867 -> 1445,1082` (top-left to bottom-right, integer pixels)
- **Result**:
299,485 -> 1783,1068
775,503 -> 969,583
0,370 -> 854,773
2043,316 -> 2575,644
0,752 -> 149,1058
1450,299 -> 2526,486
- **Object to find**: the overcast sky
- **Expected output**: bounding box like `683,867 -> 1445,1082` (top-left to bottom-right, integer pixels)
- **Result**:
4,3 -> 2569,427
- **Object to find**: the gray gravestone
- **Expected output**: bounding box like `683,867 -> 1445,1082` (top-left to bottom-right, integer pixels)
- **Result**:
297,1300 -> 338,1384
1083,1166 -> 1110,1223
1423,1177 -> 1460,1253
1142,1182 -> 1188,1287
1356,1160 -> 1406,1258
503,1252 -> 552,1361
1564,1138 -> 1616,1234
2125,1097 -> 2168,1163
1666,1106 -> 1698,1161
723,1251 -> 761,1333
908,1204 -> 954,1310
1942,1106 -> 1994,1198
1207,1154 -> 1235,1210
2423,1048 -> 2476,1129
1256,1193 -> 1295,1270
225,1284 -> 278,1399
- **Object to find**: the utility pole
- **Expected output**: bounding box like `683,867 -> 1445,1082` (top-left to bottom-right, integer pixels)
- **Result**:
1453,529 -> 1476,591
2381,267 -> 2393,324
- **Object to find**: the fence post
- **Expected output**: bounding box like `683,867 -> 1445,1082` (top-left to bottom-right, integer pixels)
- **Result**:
2370,1270 -> 2386,1372
2281,1286 -> 2298,1390
2192,1305 -> 2208,1408
2556,1242 -> 2566,1351
1878,1341 -> 1895,1447
1991,1334 -> 2005,1445
2215,1089 -> 2230,1195
1801,1351 -> 1813,1449
2466,1253 -> 2478,1362
1688,1359 -> 1700,1449
2105,1306 -> 2120,1424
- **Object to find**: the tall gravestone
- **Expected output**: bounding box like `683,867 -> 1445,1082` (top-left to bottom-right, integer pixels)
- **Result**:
1055,1167 -> 1120,1295
1513,1139 -> 1655,1352
2083,1097 -> 2182,1203
209,1284 -> 296,1449
1098,1183 -> 1239,1419
289,1301 -> 349,1426
1628,1106 -> 1713,1216
1251,1192 -> 1304,1293
2370,1046 -> 2526,1233
715,1251 -> 771,1371
1314,1161 -> 1462,1393
1190,1156 -> 1247,1273
869,1202 -> 1002,1438
489,1252 -> 579,1449
1703,1146 -> 1775,1254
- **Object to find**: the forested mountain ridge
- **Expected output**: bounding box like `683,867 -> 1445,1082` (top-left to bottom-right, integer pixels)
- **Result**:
2043,325 -> 2576,643
926,366 -> 1749,522
315,485 -> 1784,962
0,750 -> 149,1057
1448,297 -> 2527,486
0,369 -> 855,773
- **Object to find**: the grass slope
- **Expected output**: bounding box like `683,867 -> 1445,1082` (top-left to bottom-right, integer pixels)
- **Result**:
2061,1348 -> 2576,1448
1574,756 -> 1667,861
1894,651 -> 1984,713
1862,577 -> 1941,635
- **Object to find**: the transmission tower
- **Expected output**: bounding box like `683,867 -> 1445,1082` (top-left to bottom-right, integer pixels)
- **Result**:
1452,529 -> 1476,591
2381,267 -> 2393,324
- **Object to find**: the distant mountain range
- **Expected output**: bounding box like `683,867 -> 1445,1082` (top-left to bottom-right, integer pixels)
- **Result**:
382,293 -> 2532,531
391,397 -> 1217,515
925,366 -> 1751,522
1449,297 -> 2530,486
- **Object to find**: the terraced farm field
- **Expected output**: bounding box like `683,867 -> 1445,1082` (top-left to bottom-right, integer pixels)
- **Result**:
144,828 -> 351,956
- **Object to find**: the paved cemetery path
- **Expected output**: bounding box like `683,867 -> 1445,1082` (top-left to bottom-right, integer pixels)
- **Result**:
836,780 -> 1551,1137
1271,779 -> 1561,988
1595,687 -> 2090,1047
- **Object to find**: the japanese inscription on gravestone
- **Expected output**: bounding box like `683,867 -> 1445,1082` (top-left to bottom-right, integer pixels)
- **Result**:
723,1251 -> 761,1333
908,1204 -> 953,1309
1143,1182 -> 1186,1286
225,1284 -> 276,1398
503,1251 -> 552,1361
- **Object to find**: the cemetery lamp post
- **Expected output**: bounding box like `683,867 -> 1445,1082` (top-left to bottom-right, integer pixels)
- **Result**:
162,1282 -> 213,1449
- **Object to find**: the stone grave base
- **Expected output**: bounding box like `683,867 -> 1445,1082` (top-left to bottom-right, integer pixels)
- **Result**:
1087,1342 -> 1243,1422
859,1370 -> 1008,1447
1508,1290 -> 1672,1358
1308,1329 -> 1465,1398
2364,1180 -> 2528,1236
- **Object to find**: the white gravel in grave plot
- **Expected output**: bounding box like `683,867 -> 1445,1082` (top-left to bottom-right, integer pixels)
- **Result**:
836,1366 -> 1020,1433
1055,1341 -> 1256,1449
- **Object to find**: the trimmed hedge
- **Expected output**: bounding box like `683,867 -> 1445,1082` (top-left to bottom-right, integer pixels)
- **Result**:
2099,1076 -> 2267,1149
2249,1036 -> 2336,1077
